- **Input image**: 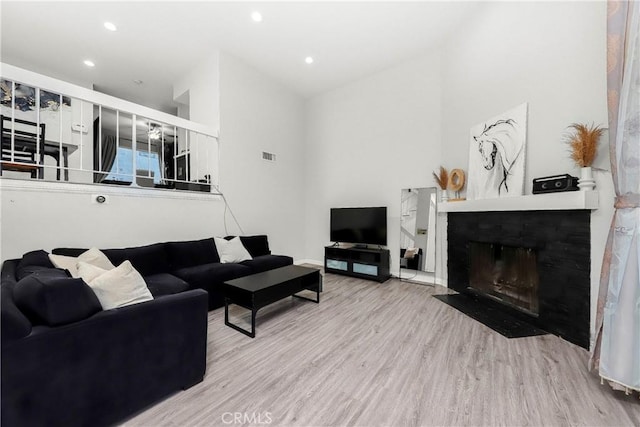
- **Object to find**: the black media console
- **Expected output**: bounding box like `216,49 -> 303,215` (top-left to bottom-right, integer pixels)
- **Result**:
324,245 -> 390,282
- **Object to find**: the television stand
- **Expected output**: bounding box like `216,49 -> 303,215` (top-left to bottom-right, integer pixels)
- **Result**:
324,245 -> 390,283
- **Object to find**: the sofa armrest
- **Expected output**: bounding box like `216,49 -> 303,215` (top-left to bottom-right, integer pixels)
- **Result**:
1,260 -> 33,344
1,289 -> 209,427
1,259 -> 19,286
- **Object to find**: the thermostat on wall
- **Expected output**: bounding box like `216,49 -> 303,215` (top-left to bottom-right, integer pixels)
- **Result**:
72,123 -> 88,133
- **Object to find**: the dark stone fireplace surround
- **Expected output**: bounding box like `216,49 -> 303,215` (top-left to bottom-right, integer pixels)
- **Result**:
447,210 -> 590,348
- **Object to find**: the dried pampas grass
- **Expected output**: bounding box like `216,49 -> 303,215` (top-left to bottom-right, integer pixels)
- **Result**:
432,166 -> 449,190
565,123 -> 604,167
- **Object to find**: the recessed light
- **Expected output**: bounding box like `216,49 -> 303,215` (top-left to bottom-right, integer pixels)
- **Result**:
83,60 -> 95,67
104,22 -> 117,31
305,57 -> 314,64
251,11 -> 263,22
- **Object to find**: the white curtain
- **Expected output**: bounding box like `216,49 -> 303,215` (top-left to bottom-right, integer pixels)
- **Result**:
592,0 -> 640,393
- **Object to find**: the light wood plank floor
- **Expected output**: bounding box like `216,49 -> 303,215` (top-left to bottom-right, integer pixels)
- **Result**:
125,273 -> 640,427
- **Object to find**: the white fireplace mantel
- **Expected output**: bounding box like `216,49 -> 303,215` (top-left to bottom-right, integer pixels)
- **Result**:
438,190 -> 599,213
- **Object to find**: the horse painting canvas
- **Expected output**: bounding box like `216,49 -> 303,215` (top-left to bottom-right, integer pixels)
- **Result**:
467,103 -> 528,199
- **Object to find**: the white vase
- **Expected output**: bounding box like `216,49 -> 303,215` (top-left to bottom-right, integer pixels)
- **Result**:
441,189 -> 449,202
578,166 -> 596,191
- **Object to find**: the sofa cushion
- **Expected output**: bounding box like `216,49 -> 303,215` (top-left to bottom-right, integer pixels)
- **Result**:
225,235 -> 271,257
18,250 -> 54,269
173,262 -> 252,291
79,261 -> 154,310
53,244 -> 171,276
13,268 -> 69,283
16,250 -> 56,280
51,248 -> 87,257
16,265 -> 61,281
49,248 -> 115,278
13,270 -> 102,327
103,243 -> 171,276
166,238 -> 220,270
240,255 -> 294,274
1,283 -> 32,343
214,237 -> 252,263
144,273 -> 190,297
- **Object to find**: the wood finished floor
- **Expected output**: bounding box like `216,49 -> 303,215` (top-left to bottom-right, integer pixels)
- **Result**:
125,273 -> 640,427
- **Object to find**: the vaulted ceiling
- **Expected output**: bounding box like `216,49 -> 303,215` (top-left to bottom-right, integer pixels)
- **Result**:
1,1 -> 482,114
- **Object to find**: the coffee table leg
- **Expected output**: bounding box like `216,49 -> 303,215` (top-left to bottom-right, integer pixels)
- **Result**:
251,309 -> 256,338
292,282 -> 320,304
224,298 -> 257,338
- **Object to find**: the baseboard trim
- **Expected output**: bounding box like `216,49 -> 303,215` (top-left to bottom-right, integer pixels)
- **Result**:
434,277 -> 447,287
295,259 -> 323,267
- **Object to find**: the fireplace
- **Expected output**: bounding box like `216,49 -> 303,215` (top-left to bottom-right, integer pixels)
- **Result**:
469,242 -> 539,315
448,210 -> 590,348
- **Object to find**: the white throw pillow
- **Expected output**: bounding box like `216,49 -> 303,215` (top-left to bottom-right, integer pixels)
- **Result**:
214,237 -> 252,263
76,261 -> 109,284
78,247 -> 115,271
82,260 -> 153,310
48,247 -> 115,278
48,254 -> 81,277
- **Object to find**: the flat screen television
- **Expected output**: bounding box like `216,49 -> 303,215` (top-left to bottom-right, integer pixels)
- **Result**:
330,207 -> 387,246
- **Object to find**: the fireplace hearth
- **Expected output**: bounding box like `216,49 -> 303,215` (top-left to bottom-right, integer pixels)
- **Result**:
448,210 -> 590,348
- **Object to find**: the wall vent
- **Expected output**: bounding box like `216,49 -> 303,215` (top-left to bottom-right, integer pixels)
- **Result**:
262,151 -> 276,162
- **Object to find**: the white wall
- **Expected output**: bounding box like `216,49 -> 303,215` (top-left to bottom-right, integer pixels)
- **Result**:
218,52 -> 307,260
173,54 -> 220,130
0,181 -> 227,261
168,51 -> 308,261
172,55 -> 221,184
438,1 -> 613,340
303,52 -> 443,275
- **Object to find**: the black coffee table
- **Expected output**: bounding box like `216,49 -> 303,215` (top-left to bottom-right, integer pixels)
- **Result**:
222,265 -> 321,338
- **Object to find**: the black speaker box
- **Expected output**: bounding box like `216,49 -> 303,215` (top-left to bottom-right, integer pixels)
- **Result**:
532,174 -> 579,194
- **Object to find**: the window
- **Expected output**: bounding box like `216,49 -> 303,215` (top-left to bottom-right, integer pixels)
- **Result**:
105,148 -> 162,184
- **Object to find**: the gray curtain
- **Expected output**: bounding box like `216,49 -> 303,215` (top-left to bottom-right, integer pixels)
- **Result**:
93,134 -> 117,183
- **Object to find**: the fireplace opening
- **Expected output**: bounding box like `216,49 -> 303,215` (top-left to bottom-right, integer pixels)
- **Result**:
469,242 -> 539,316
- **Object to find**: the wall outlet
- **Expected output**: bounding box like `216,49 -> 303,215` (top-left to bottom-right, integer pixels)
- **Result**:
91,194 -> 109,204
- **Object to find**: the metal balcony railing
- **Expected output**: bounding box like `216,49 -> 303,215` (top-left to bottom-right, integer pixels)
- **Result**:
0,76 -> 219,194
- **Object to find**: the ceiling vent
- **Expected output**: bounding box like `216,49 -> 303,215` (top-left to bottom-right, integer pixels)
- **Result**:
262,151 -> 276,162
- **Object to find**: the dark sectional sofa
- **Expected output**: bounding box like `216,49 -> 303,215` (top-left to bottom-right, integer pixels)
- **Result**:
51,235 -> 293,310
1,235 -> 292,427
